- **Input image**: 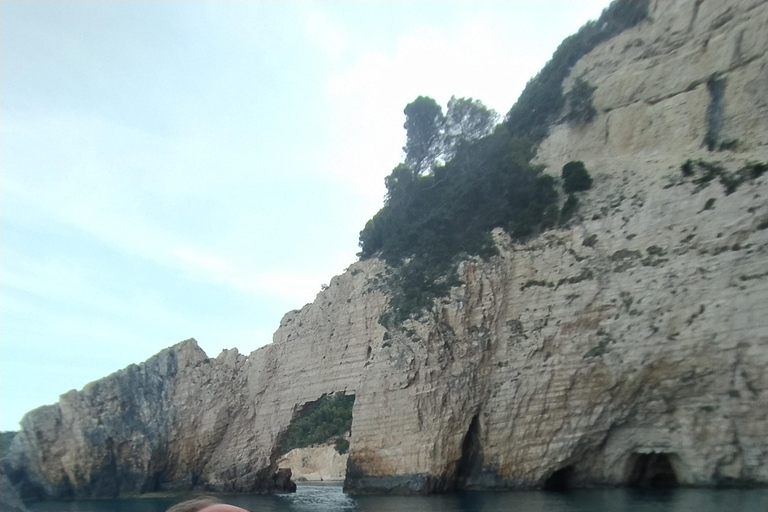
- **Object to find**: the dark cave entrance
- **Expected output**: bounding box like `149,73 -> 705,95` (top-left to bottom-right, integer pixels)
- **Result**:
455,414 -> 483,490
543,465 -> 575,491
627,453 -> 680,488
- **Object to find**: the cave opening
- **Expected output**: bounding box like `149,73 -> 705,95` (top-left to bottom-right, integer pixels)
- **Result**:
455,414 -> 483,490
627,453 -> 680,488
543,465 -> 575,491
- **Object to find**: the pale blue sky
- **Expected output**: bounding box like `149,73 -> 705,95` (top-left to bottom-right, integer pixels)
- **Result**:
1,0 -> 612,431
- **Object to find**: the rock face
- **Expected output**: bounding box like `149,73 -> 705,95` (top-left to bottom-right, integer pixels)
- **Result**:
277,444 -> 348,481
3,256 -> 388,498
1,467 -> 30,512
4,0 -> 768,498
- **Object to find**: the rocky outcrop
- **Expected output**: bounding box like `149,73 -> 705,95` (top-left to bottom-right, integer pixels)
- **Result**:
2,341 -> 304,497
4,0 -> 767,499
3,258 -> 387,499
277,444 -> 348,481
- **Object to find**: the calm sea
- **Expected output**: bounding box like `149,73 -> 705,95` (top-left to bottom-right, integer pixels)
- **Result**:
27,483 -> 768,512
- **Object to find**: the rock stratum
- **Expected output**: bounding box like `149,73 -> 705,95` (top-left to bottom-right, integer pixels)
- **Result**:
4,0 -> 768,498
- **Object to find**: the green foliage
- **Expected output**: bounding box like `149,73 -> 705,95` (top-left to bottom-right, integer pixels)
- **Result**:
562,161 -> 593,193
359,1 -> 650,328
742,161 -> 767,179
360,125 -> 559,326
564,77 -> 597,124
334,437 -> 350,455
280,394 -> 354,454
404,96 -> 445,175
682,159 -> 768,195
1,431 -> 17,457
505,0 -> 649,142
402,96 -> 499,175
444,96 -> 498,160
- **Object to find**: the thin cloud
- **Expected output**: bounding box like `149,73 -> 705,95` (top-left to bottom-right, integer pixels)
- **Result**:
304,9 -> 348,61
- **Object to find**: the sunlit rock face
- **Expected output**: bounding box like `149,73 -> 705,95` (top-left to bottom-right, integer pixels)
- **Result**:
4,0 -> 768,498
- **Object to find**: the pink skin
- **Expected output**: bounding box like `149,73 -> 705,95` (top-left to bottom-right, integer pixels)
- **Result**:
199,506 -> 250,512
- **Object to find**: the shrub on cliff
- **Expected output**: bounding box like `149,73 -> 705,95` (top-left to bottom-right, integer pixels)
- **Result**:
358,0 -> 649,327
505,0 -> 649,142
562,161 -> 593,193
564,77 -> 597,124
359,121 -> 558,326
334,437 -> 350,455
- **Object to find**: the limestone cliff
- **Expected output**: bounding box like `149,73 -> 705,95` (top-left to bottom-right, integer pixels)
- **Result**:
4,0 -> 767,498
3,258 -> 387,498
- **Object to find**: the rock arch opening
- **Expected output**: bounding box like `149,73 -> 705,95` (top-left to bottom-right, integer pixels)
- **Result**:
627,453 -> 680,488
543,465 -> 575,491
455,414 -> 483,490
276,393 -> 354,483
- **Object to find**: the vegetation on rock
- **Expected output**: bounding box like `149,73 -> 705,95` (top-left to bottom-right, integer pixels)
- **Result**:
562,161 -> 594,193
560,193 -> 580,224
504,0 -> 649,142
681,159 -> 767,195
358,0 -> 649,328
334,437 -> 350,455
281,394 -> 354,455
360,124 -> 558,326
564,77 -> 598,124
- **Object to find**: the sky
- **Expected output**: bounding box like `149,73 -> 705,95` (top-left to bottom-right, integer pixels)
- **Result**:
0,0 -> 613,431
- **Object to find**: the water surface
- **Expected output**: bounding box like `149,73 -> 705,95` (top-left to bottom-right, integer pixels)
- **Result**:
28,483 -> 768,512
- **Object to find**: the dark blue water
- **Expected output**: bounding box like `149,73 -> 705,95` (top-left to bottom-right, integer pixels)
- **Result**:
27,483 -> 768,512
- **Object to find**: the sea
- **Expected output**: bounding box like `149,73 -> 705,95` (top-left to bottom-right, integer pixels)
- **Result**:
25,482 -> 768,512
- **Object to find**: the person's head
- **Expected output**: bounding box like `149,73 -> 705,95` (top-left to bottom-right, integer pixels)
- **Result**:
165,496 -> 249,512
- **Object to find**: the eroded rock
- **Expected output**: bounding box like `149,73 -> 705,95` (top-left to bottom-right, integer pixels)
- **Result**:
5,0 -> 768,497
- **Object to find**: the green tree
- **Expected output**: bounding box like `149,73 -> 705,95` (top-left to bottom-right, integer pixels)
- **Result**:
444,96 -> 498,160
403,96 -> 445,175
360,119 -> 559,326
